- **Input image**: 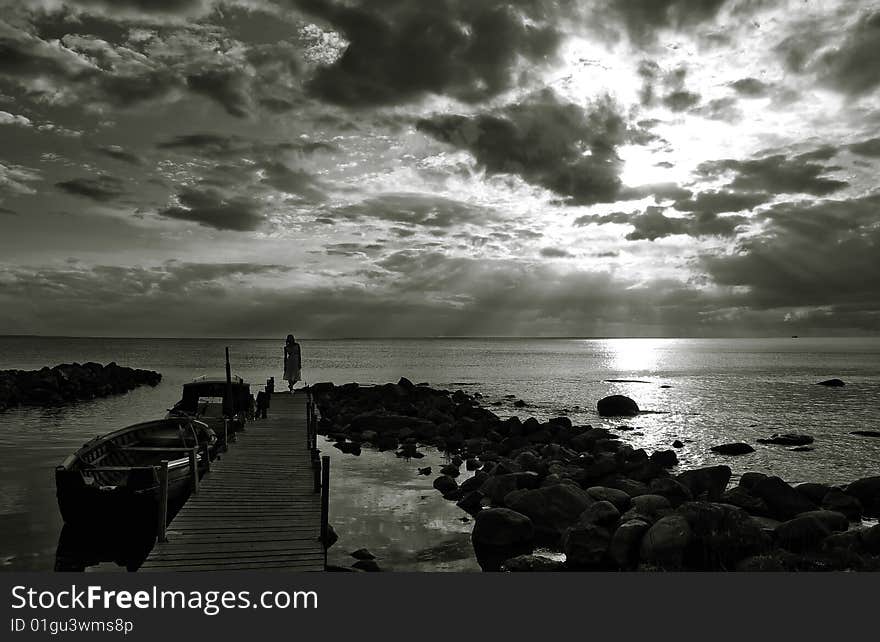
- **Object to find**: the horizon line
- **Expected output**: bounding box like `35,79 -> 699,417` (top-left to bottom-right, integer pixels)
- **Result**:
1,333 -> 877,341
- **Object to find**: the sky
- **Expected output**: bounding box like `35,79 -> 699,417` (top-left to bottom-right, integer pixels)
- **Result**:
0,0 -> 878,338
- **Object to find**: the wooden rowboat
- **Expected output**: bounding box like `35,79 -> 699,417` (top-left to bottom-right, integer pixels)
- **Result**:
55,417 -> 215,528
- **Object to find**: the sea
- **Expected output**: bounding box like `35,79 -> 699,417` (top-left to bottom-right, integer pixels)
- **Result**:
1,336 -> 878,572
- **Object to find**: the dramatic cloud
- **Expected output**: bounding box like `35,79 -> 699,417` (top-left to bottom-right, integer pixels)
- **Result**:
812,11 -> 880,96
601,0 -> 728,43
157,187 -> 266,231
55,174 -> 126,201
729,77 -> 771,97
294,0 -> 562,106
332,193 -> 494,228
697,152 -> 848,196
575,205 -> 746,241
417,91 -> 627,205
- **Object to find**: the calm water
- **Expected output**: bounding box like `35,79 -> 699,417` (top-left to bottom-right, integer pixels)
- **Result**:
1,336 -> 879,571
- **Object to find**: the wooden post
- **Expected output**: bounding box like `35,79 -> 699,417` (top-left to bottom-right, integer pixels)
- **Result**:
188,448 -> 199,494
312,450 -> 321,493
223,419 -> 229,452
320,456 -> 330,549
156,460 -> 169,543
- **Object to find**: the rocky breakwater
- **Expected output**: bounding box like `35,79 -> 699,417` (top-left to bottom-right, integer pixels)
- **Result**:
0,362 -> 162,411
311,382 -> 880,572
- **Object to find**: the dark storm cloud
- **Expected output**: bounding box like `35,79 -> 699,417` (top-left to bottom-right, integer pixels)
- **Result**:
601,0 -> 729,43
259,162 -> 326,201
157,187 -> 265,231
417,91 -> 627,205
55,175 -> 126,202
618,182 -> 693,202
849,137 -> 880,157
539,247 -> 572,258
673,190 -> 768,216
697,151 -> 847,196
663,90 -> 700,112
637,61 -> 702,112
704,193 -> 880,314
185,67 -> 250,118
729,77 -> 771,97
95,145 -> 143,165
67,0 -> 211,15
812,11 -> 880,96
574,203 -> 746,241
332,193 -> 492,228
292,0 -> 563,106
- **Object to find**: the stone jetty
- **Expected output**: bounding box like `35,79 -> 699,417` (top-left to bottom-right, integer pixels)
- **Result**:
311,380 -> 880,572
0,362 -> 161,411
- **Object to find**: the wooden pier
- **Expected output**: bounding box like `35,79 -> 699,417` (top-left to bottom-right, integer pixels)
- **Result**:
140,390 -> 328,572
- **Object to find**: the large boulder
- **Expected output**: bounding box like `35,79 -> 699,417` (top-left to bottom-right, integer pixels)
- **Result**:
752,476 -> 817,520
757,433 -> 814,446
586,486 -> 632,512
675,465 -> 731,501
432,475 -> 458,496
720,487 -> 770,516
795,510 -> 848,533
597,395 -> 640,417
640,515 -> 692,568
610,518 -> 651,569
817,378 -> 845,387
821,488 -> 863,521
504,484 -> 594,538
677,501 -> 770,570
563,523 -> 612,569
471,508 -> 535,571
649,478 -> 693,508
578,500 -> 620,527
846,476 -> 880,516
501,554 -> 565,572
480,472 -> 540,504
775,515 -> 832,553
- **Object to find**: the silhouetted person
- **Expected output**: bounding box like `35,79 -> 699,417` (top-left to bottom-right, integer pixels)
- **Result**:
283,334 -> 302,391
255,390 -> 268,419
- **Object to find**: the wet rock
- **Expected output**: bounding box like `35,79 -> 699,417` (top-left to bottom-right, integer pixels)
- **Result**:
513,399 -> 527,408
817,378 -> 845,387
578,500 -> 620,527
821,488 -> 863,521
862,524 -> 880,555
597,395 -> 640,417
472,508 -> 535,571
846,476 -> 880,516
352,559 -> 382,572
677,501 -> 770,570
752,476 -> 817,520
563,523 -> 612,569
610,518 -> 651,569
456,491 -> 485,515
649,449 -> 678,468
649,478 -> 693,508
795,482 -> 831,504
757,433 -> 814,446
721,487 -> 770,516
775,515 -> 831,553
417,466 -> 432,476
605,477 -> 651,498
350,548 -> 375,560
710,442 -> 755,456
480,472 -> 539,504
631,494 -> 672,517
738,472 -> 768,492
586,486 -> 632,512
460,471 -> 488,494
795,510 -> 848,533
440,463 -> 461,477
504,484 -> 594,537
640,515 -> 692,568
501,554 -> 565,572
675,465 -> 731,501
672,439 -> 684,449
465,458 -> 482,471
433,475 -> 458,496
851,430 -> 880,437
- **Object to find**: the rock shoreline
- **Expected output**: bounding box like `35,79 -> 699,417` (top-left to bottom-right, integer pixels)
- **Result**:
0,362 -> 162,411
311,380 -> 880,572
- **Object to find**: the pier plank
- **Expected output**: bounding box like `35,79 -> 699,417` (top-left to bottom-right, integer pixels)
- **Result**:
141,390 -> 325,572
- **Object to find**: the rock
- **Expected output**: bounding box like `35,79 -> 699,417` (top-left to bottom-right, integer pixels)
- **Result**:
648,478 -> 693,508
586,486 -> 632,512
597,395 -> 640,417
513,399 -> 527,408
794,510 -> 848,532
775,515 -> 832,553
672,439 -> 684,449
417,466 -> 432,475
504,484 -> 594,537
757,433 -> 814,446
846,476 -> 880,516
563,523 -> 612,569
397,376 -> 415,390
861,524 -> 880,555
605,477 -> 651,498
610,518 -> 651,569
352,560 -> 382,572
817,378 -> 845,387
440,464 -> 460,477
739,472 -> 768,492
821,488 -> 863,521
501,554 -> 565,572
677,501 -> 770,570
675,465 -> 731,501
456,491 -> 485,515
822,530 -> 863,554
480,472 -> 539,504
752,476 -> 817,520
720,487 -> 770,516
631,494 -> 672,516
710,442 -> 755,456
640,515 -> 692,568
649,449 -> 678,468
790,446 -> 813,452
350,548 -> 375,560
851,430 -> 880,437
465,458 -> 482,471
433,475 -> 458,496
578,500 -> 620,527
472,508 -> 535,571
794,482 -> 831,504
460,471 -> 489,494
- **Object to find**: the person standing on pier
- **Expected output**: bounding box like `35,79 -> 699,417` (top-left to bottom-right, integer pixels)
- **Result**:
283,334 -> 302,391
